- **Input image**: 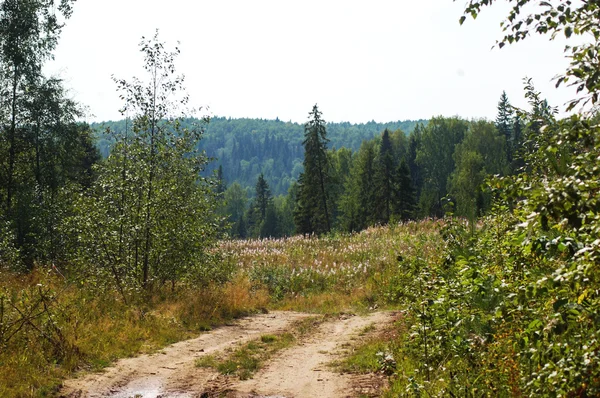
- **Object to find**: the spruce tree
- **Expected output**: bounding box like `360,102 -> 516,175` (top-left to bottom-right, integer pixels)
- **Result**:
407,124 -> 423,202
511,114 -> 525,171
254,173 -> 271,221
357,141 -> 378,227
393,159 -> 416,221
374,129 -> 396,224
247,173 -> 273,237
496,91 -> 514,161
294,104 -> 331,235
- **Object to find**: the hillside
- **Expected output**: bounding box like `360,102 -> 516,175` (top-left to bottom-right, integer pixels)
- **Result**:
92,117 -> 426,195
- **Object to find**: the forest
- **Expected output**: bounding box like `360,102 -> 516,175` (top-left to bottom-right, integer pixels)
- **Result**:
94,117 -> 426,196
1,0 -> 600,396
94,98 -> 519,240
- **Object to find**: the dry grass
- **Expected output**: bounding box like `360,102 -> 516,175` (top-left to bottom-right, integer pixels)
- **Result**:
0,220 -> 443,397
223,219 -> 444,311
0,272 -> 269,397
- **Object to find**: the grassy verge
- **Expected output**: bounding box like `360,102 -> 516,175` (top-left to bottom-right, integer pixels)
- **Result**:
0,274 -> 269,397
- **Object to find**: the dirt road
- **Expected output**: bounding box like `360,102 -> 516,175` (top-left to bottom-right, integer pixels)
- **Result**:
61,310 -> 395,398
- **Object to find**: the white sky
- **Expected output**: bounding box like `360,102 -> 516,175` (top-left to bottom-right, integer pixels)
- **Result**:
47,0 -> 575,124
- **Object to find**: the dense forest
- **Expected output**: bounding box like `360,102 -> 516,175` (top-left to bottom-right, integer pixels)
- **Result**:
1,0 -> 600,396
94,98 -> 521,241
93,117 -> 426,196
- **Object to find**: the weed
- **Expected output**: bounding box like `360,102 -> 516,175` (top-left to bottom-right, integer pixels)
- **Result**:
196,317 -> 322,380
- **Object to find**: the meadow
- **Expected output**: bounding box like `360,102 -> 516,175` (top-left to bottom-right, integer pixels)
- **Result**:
0,220 -> 444,397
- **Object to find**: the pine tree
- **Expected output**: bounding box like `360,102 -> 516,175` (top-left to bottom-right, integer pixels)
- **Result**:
294,104 -> 331,235
374,129 -> 396,224
393,159 -> 416,221
338,140 -> 377,231
496,91 -> 514,161
247,173 -> 274,237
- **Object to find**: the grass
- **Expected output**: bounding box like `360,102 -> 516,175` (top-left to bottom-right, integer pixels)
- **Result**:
340,340 -> 391,373
196,316 -> 323,380
0,220 -> 444,396
0,273 -> 269,397
224,219 -> 444,312
196,333 -> 293,380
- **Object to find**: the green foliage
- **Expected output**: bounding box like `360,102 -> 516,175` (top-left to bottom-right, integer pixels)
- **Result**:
223,182 -> 249,238
374,129 -> 396,224
63,32 -> 221,298
338,140 -> 376,232
0,0 -> 98,268
449,119 -> 507,219
94,117 -> 426,197
295,104 -> 332,235
416,116 -> 468,217
246,173 -> 281,238
392,159 -> 416,221
379,78 -> 600,398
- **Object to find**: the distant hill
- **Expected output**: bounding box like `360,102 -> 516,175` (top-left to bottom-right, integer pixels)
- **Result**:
92,117 -> 427,196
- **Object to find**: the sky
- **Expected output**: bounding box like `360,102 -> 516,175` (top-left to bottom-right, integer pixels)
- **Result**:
47,0 -> 575,124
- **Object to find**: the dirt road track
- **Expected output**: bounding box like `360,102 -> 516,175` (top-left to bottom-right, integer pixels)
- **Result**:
61,311 -> 394,398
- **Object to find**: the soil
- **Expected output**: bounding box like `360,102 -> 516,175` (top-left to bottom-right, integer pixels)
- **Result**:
60,310 -> 396,398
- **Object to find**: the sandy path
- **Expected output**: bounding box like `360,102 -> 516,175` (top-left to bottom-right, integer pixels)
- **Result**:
226,311 -> 393,398
61,311 -> 395,398
61,311 -> 311,398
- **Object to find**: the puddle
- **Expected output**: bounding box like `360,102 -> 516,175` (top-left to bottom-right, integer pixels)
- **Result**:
107,376 -> 192,398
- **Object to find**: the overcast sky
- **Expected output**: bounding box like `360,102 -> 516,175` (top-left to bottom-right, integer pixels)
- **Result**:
47,0 -> 574,124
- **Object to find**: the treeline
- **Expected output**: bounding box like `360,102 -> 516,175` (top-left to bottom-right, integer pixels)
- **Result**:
0,0 -> 100,269
222,92 -> 526,239
94,117 -> 426,196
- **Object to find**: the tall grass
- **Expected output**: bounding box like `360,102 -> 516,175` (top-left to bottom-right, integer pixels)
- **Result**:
0,219 -> 444,396
0,272 -> 269,397
223,219 -> 444,311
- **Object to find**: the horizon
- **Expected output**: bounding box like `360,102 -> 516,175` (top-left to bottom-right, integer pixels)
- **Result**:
48,1 -> 574,126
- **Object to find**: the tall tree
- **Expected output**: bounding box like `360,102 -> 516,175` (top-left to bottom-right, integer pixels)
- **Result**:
416,117 -> 468,217
0,0 -> 93,268
254,173 -> 271,220
495,91 -> 514,161
392,159 -> 416,221
449,120 -> 507,219
224,182 -> 248,238
215,165 -> 226,194
247,173 -> 273,237
68,32 -> 219,296
374,129 -> 396,224
328,147 -> 353,226
338,140 -> 377,232
0,0 -> 75,216
510,114 -> 524,171
294,104 -> 331,235
407,123 -> 424,202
